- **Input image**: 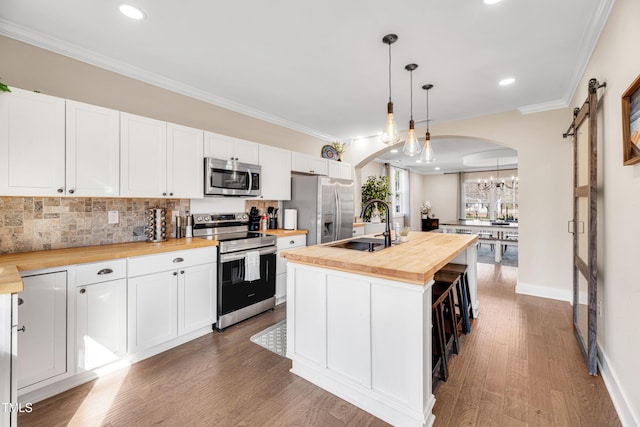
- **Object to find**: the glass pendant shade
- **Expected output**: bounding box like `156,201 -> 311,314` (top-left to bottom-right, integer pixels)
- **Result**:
380,102 -> 399,145
403,120 -> 421,156
420,131 -> 436,163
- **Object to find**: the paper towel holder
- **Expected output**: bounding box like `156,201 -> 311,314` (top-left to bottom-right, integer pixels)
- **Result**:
284,209 -> 297,230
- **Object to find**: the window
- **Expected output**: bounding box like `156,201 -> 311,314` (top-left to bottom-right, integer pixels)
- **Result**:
462,170 -> 518,220
389,166 -> 409,217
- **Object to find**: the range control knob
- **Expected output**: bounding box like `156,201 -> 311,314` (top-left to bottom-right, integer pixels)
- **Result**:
196,216 -> 203,222
204,216 -> 211,221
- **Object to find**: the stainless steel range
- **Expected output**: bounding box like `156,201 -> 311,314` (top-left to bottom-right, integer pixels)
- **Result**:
193,213 -> 277,331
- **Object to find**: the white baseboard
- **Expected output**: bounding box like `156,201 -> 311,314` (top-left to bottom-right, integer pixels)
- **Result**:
515,282 -> 572,302
597,345 -> 639,427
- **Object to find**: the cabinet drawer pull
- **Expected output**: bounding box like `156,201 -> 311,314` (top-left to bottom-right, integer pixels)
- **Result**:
289,240 -> 295,244
17,326 -> 25,333
97,268 -> 114,275
79,288 -> 86,294
173,257 -> 184,263
17,297 -> 24,306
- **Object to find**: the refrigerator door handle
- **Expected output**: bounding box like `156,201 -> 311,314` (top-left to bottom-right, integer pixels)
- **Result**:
334,187 -> 340,241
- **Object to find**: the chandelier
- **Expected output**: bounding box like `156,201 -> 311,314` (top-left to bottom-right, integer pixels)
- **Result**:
477,159 -> 518,191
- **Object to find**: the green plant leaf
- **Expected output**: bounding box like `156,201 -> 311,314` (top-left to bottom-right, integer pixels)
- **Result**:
361,176 -> 391,221
0,82 -> 11,92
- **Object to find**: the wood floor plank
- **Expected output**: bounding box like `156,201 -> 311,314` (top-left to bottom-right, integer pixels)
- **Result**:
19,263 -> 621,427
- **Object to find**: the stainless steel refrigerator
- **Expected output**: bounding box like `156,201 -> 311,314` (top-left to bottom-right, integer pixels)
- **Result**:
284,175 -> 354,246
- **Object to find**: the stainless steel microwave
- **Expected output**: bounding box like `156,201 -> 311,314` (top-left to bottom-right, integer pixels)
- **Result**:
204,157 -> 261,197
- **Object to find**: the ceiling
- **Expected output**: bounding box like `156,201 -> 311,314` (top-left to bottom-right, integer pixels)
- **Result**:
0,0 -> 613,173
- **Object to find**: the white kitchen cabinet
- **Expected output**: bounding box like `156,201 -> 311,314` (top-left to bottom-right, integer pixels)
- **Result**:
291,152 -> 328,175
328,161 -> 352,180
127,247 -> 216,354
76,260 -> 127,372
65,100 -> 120,197
275,234 -> 306,304
204,131 -> 260,165
167,123 -> 204,199
128,270 -> 178,353
178,263 -> 217,336
258,144 -> 291,200
0,87 -> 66,196
121,113 -> 203,198
0,294 -> 17,427
17,271 -> 68,390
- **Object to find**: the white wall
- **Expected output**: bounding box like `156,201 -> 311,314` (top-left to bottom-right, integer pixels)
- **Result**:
420,173 -> 459,223
570,0 -> 640,423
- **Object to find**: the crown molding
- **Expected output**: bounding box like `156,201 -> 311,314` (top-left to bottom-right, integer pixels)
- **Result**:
518,0 -> 615,115
0,19 -> 337,142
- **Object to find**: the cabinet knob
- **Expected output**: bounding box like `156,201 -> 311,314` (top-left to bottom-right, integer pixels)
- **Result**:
289,240 -> 295,244
79,288 -> 86,294
17,297 -> 24,306
310,170 -> 315,173
173,271 -> 178,276
17,326 -> 25,333
68,189 -> 75,194
162,192 -> 167,196
169,192 -> 174,196
57,188 -> 64,193
180,270 -> 185,274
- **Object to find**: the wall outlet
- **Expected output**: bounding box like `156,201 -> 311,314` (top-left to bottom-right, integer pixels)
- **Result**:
108,210 -> 119,224
597,300 -> 602,316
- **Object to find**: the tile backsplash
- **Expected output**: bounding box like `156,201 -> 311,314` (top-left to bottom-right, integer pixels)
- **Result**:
0,197 -> 189,254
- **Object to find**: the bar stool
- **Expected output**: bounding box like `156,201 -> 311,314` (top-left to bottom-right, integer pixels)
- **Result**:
434,271 -> 466,337
432,280 -> 460,356
439,263 -> 473,333
432,289 -> 448,381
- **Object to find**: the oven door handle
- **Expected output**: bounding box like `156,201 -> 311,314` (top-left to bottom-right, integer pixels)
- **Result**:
219,246 -> 277,263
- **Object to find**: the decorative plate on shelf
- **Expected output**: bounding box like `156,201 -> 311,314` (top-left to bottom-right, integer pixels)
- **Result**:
321,145 -> 338,160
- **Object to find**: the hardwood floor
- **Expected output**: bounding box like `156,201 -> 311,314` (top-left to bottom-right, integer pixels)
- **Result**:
19,263 -> 619,426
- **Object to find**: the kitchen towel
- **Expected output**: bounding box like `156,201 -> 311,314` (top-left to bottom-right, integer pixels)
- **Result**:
244,251 -> 261,281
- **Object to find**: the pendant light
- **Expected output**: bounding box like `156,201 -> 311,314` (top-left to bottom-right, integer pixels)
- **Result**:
419,84 -> 436,163
380,34 -> 400,146
403,63 -> 422,156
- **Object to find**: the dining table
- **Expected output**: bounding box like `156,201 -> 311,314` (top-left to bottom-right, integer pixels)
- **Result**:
439,219 -> 518,262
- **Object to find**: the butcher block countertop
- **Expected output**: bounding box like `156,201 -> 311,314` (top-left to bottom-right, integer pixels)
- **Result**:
281,231 -> 477,285
0,238 -> 219,295
257,229 -> 308,238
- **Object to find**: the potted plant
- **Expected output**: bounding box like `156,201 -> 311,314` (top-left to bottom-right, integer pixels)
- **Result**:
361,176 -> 391,221
399,226 -> 410,242
0,80 -> 11,93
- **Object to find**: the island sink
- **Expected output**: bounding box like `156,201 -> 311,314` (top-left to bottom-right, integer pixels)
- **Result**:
326,237 -> 404,252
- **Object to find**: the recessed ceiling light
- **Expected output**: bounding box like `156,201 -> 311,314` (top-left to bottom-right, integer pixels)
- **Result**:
435,167 -> 441,171
119,4 -> 146,20
416,160 -> 422,163
484,0 -> 502,4
390,149 -> 398,153
499,77 -> 515,86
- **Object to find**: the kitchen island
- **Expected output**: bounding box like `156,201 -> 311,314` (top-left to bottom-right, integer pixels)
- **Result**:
281,231 -> 478,427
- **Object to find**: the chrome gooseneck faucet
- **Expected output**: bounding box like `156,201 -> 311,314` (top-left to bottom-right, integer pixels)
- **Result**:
360,199 -> 392,248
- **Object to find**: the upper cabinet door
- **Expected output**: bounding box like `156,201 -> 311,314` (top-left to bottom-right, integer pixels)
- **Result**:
291,152 -> 328,176
66,100 -> 120,197
233,138 -> 260,165
120,113 -> 167,197
167,123 -> 204,199
0,87 -> 66,196
203,131 -> 235,161
259,144 -> 291,200
204,131 -> 259,165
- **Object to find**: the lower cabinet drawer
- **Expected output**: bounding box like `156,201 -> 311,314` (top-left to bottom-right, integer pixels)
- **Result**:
128,247 -> 216,277
76,259 -> 127,286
